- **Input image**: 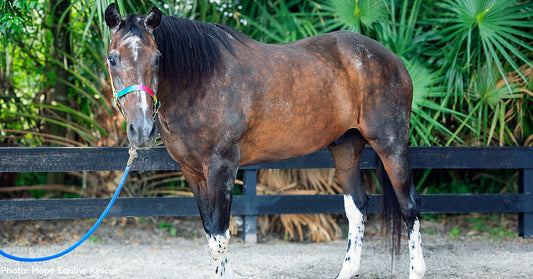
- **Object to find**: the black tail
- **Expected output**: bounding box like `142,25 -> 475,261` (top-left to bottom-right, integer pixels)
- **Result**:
377,157 -> 402,256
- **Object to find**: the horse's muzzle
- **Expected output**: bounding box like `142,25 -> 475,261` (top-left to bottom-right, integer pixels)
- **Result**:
127,116 -> 158,150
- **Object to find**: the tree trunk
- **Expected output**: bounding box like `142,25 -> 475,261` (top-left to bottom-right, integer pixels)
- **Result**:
47,0 -> 72,185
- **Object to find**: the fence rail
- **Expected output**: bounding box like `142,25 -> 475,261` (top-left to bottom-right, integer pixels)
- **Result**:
1,146 -> 532,241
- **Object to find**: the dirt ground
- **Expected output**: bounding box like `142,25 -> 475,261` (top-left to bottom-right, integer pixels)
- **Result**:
1,217 -> 532,279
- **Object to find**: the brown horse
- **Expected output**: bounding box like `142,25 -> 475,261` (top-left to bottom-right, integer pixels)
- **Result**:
105,4 -> 425,279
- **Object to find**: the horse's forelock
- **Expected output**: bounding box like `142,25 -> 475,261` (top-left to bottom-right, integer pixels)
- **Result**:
118,15 -> 152,44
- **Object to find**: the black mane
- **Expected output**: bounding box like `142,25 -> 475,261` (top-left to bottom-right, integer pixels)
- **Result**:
153,16 -> 241,91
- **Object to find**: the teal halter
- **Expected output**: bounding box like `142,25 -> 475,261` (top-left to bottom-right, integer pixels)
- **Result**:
106,60 -> 161,120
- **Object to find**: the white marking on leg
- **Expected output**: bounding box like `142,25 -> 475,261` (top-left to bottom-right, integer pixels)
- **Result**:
408,218 -> 426,279
207,229 -> 235,279
337,194 -> 364,279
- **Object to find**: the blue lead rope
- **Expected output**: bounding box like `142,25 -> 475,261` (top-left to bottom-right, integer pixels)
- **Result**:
0,148 -> 137,262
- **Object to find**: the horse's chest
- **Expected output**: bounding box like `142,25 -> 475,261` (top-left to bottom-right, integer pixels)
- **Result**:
157,117 -> 195,159
157,114 -> 230,163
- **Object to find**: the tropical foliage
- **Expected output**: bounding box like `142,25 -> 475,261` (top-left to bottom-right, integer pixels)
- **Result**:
3,0 -> 530,148
1,0 -> 532,240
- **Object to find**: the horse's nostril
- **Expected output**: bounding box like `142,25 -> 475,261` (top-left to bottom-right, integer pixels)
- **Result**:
128,123 -> 138,139
149,123 -> 158,139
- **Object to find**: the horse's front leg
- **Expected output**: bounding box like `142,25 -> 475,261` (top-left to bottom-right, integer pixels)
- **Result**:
183,151 -> 240,279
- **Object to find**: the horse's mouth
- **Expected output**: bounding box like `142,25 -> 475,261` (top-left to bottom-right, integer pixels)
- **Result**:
131,143 -> 154,150
128,136 -> 157,150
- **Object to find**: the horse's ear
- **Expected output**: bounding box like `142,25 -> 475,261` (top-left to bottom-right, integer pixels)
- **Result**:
105,3 -> 122,32
145,7 -> 162,32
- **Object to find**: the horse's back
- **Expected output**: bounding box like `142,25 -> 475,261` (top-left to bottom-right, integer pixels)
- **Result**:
276,30 -> 413,115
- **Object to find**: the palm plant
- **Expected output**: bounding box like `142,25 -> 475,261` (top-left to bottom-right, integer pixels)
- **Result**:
330,0 -> 387,35
1,0 -> 130,198
149,0 -> 230,22
466,65 -> 525,146
240,0 -> 338,43
407,61 -> 468,146
430,0 -> 533,95
425,0 -> 533,146
1,0 -> 118,147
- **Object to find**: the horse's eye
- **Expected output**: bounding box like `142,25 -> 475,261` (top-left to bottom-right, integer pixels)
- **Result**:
155,55 -> 160,65
107,56 -> 117,66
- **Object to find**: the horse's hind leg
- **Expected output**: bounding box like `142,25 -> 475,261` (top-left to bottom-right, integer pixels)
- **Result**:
367,134 -> 426,279
328,129 -> 368,279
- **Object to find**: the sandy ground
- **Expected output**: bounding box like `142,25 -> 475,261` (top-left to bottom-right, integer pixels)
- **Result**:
1,219 -> 532,279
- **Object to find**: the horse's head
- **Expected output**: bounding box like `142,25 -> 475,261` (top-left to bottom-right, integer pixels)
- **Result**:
105,4 -> 162,149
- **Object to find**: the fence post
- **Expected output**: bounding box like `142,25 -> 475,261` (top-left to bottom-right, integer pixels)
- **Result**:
519,168 -> 533,238
242,169 -> 258,243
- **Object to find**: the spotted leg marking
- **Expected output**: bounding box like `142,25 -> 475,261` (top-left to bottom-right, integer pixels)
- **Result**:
207,229 -> 235,279
336,194 -> 365,279
408,218 -> 426,279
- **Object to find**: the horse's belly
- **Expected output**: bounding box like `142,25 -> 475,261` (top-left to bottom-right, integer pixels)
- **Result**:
239,144 -> 323,167
238,120 -> 349,167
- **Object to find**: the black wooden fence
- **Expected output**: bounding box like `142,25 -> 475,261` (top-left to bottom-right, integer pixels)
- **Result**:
1,146 -> 532,241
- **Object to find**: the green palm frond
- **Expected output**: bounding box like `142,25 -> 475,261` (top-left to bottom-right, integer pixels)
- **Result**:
241,0 -> 336,43
331,0 -> 386,34
435,0 -> 533,93
465,64 -> 524,145
407,60 -> 468,146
